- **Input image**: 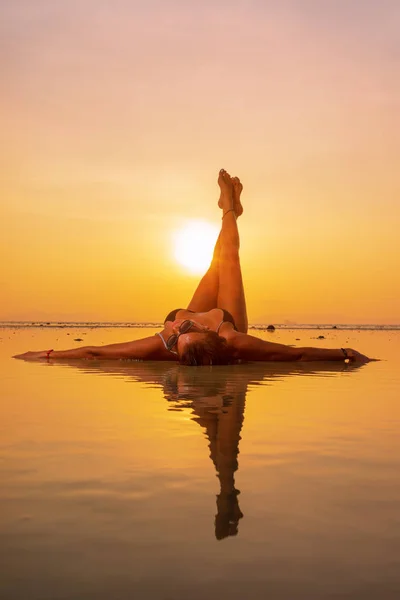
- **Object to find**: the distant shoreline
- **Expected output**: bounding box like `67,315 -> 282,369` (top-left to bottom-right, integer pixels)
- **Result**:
1,322 -> 399,331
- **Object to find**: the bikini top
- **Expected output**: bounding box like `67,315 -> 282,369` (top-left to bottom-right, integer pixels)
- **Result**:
164,308 -> 238,333
158,307 -> 238,355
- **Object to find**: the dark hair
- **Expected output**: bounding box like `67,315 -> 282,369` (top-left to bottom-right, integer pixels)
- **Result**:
179,331 -> 232,366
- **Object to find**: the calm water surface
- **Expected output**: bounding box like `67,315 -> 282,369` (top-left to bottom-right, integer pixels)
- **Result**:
1,328 -> 400,599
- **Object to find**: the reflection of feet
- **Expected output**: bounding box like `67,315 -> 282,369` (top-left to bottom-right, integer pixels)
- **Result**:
218,169 -> 234,213
215,488 -> 244,540
232,176 -> 243,217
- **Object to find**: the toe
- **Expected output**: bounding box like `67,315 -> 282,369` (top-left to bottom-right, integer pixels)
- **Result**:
233,177 -> 242,194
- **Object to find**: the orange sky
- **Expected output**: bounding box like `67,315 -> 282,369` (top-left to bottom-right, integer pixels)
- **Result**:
1,0 -> 399,324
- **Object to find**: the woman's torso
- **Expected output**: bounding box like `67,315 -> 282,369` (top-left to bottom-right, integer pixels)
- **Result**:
152,308 -> 238,360
164,308 -> 237,334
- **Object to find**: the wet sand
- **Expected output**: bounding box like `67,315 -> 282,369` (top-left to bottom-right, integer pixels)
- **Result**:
1,327 -> 400,599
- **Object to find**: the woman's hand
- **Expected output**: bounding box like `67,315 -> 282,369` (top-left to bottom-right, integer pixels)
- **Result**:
13,351 -> 50,360
345,348 -> 371,363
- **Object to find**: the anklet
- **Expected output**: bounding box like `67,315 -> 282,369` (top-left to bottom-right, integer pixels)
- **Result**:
222,208 -> 236,219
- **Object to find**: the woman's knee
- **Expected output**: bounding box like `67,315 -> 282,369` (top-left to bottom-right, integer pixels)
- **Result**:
220,248 -> 240,263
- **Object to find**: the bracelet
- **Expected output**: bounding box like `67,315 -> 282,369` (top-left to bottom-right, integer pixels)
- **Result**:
46,349 -> 54,359
341,348 -> 348,360
222,208 -> 236,219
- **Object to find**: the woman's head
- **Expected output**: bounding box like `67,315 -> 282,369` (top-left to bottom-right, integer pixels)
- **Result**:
177,331 -> 232,366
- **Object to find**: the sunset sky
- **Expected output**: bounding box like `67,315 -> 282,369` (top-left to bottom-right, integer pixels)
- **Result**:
1,0 -> 399,324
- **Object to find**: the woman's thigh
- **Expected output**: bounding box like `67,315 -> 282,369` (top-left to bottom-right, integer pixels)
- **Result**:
217,256 -> 248,334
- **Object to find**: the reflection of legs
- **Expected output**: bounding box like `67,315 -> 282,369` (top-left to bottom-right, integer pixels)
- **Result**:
217,171 -> 248,334
169,368 -> 247,541
190,386 -> 246,541
212,380 -> 246,540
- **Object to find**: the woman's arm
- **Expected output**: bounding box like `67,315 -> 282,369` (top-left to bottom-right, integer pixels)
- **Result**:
226,332 -> 371,363
13,334 -> 175,361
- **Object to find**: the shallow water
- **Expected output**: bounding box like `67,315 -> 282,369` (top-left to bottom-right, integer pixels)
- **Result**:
1,328 -> 400,599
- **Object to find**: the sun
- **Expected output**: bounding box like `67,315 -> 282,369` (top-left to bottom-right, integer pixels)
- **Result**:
173,220 -> 219,274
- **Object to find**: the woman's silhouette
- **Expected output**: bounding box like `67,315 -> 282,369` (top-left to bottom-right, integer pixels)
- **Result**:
14,170 -> 371,364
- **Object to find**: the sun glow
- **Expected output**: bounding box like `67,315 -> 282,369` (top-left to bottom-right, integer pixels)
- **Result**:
173,220 -> 219,274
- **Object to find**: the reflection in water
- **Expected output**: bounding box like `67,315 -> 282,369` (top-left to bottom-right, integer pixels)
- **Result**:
163,367 -> 246,539
55,360 -> 362,540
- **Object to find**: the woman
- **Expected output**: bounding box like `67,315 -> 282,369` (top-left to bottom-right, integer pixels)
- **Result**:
14,170 -> 371,364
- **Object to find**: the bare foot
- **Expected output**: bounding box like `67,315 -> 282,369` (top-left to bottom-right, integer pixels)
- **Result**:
232,176 -> 243,216
218,169 -> 234,213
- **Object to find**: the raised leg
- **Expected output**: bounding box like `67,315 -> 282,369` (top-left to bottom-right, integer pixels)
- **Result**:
217,171 -> 248,334
187,170 -> 243,312
187,170 -> 246,324
186,232 -> 221,312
